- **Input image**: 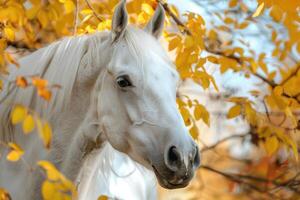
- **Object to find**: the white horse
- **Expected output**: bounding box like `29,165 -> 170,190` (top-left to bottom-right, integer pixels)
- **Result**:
0,1 -> 200,199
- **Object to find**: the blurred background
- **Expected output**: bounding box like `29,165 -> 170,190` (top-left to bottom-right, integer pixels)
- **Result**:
158,0 -> 300,199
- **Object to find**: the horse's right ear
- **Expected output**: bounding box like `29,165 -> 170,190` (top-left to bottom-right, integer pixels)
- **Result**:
111,0 -> 128,42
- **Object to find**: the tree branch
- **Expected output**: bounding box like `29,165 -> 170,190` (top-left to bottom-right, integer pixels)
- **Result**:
157,0 -> 192,35
73,0 -> 79,35
201,165 -> 300,195
84,0 -> 104,22
280,66 -> 300,85
201,134 -> 248,152
262,99 -> 299,131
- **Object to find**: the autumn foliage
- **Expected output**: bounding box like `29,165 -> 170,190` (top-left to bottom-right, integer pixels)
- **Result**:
0,0 -> 300,199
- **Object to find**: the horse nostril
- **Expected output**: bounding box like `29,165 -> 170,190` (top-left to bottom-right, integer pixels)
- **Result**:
165,146 -> 181,172
168,146 -> 179,162
193,146 -> 200,168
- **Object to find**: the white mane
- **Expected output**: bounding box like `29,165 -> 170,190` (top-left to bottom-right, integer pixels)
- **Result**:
0,32 -> 107,140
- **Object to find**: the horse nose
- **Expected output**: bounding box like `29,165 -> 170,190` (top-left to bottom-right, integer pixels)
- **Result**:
165,145 -> 200,172
192,146 -> 200,169
165,146 -> 182,172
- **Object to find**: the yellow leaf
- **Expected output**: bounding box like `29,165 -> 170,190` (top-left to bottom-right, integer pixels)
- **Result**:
270,5 -> 283,22
26,6 -> 40,19
44,123 -> 52,148
227,105 -> 241,119
38,161 -> 61,181
31,77 -> 48,88
141,3 -> 153,15
22,114 -> 35,134
38,88 -> 52,101
97,20 -> 111,31
137,12 -> 148,24
268,71 -> 277,80
37,120 -> 52,149
194,104 -> 210,126
207,56 -> 219,64
85,25 -> 96,33
11,105 -> 27,125
0,188 -> 11,200
168,36 -> 181,51
264,136 -> 278,155
273,86 -> 283,96
16,76 -> 28,88
238,21 -> 249,29
4,27 -> 15,41
42,180 -> 73,200
38,161 -> 76,198
37,10 -> 49,28
80,9 -> 93,15
224,17 -> 234,24
184,36 -> 194,48
98,195 -> 108,200
189,124 -> 199,140
30,0 -> 41,6
179,106 -> 191,126
64,0 -> 75,14
229,0 -> 238,7
252,2 -> 264,18
6,142 -> 24,162
41,180 -> 56,200
80,14 -> 92,24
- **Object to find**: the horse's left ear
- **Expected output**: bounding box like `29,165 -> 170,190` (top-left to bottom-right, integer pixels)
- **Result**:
145,3 -> 165,38
112,0 -> 128,42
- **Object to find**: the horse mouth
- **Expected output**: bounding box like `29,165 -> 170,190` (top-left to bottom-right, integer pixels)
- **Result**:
152,165 -> 189,189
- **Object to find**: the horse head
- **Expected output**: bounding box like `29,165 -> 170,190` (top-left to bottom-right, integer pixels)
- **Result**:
94,0 -> 200,189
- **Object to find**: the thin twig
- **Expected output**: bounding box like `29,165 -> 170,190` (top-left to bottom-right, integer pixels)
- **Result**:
84,0 -> 104,22
73,0 -> 79,35
157,0 -> 192,35
201,165 -> 300,195
262,99 -> 297,131
201,134 -> 248,152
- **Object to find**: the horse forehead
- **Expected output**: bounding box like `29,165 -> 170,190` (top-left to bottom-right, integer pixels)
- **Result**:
147,61 -> 177,80
114,44 -> 176,77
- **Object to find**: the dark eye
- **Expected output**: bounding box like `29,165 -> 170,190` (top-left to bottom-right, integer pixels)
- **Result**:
116,75 -> 132,88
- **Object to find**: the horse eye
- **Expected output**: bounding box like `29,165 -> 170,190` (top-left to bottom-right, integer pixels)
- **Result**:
116,75 -> 132,88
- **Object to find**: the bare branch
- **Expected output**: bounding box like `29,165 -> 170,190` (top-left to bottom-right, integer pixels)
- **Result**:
84,0 -> 104,22
201,134 -> 248,152
201,165 -> 300,195
157,0 -> 192,35
73,0 -> 79,35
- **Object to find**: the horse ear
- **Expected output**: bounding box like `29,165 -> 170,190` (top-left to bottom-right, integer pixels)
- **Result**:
112,0 -> 128,42
145,3 -> 165,38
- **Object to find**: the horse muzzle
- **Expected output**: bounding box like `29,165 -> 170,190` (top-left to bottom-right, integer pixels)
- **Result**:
151,145 -> 200,189
152,164 -> 193,189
